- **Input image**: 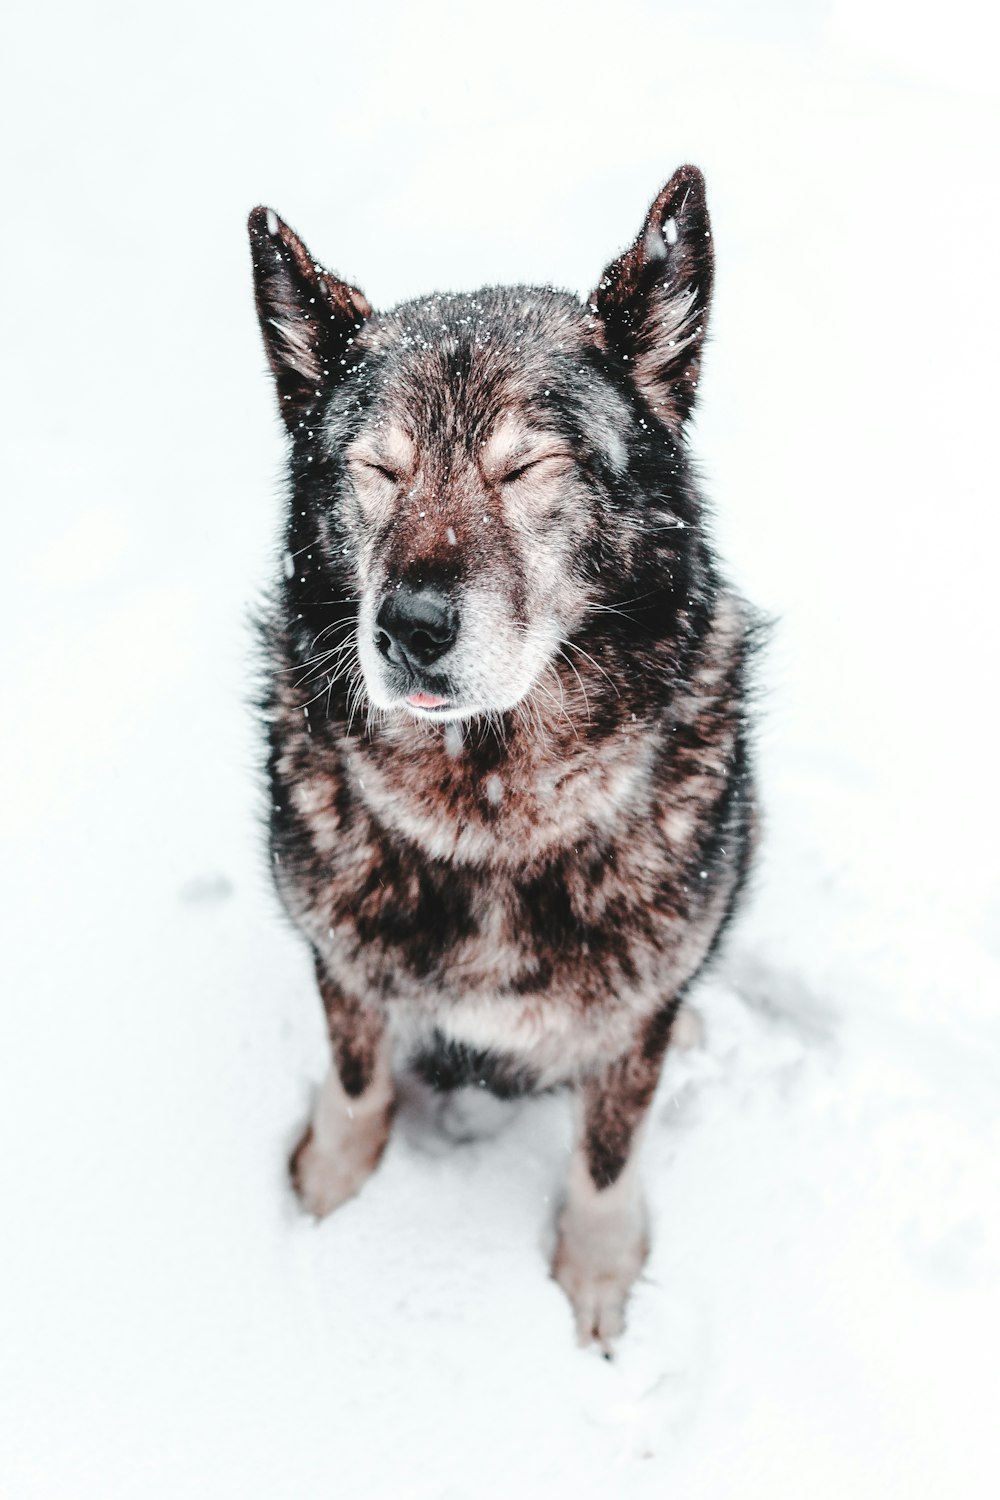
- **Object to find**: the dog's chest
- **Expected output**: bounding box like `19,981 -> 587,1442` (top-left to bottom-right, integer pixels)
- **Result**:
306,825 -> 664,1076
276,721 -> 687,1006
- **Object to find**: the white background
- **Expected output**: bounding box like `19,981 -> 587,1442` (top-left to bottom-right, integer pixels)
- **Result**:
2,1 -> 998,1495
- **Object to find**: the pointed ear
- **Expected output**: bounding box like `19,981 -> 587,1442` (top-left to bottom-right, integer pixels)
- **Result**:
591,165 -> 714,426
247,207 -> 372,430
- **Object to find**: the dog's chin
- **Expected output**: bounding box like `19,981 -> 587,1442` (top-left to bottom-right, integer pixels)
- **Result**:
360,667 -> 535,727
384,693 -> 514,726
403,699 -> 483,724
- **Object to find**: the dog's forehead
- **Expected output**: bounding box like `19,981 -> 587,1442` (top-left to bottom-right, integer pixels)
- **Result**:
371,284 -> 590,351
347,286 -> 602,458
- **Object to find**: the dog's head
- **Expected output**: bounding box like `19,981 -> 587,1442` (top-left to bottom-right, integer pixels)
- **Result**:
249,169 -> 714,726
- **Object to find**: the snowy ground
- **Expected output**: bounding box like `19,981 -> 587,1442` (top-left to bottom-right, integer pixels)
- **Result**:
2,2 -> 999,1495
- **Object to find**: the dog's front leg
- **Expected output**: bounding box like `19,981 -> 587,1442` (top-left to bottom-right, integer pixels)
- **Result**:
553,1004 -> 677,1349
290,955 -> 394,1218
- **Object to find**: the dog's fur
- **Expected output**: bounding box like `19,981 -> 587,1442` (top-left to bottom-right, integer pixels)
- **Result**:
248,167 -> 758,1347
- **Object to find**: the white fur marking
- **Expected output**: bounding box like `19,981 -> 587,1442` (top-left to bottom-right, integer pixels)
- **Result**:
268,316 -> 320,381
443,722 -> 464,757
643,220 -> 668,263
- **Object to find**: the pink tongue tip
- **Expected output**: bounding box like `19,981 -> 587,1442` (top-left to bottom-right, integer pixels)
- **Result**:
407,692 -> 450,709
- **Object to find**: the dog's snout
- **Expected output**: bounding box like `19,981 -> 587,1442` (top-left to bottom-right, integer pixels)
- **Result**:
375,586 -> 458,669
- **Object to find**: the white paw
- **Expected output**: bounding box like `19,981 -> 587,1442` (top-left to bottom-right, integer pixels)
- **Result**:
289,1064 -> 393,1219
289,1120 -> 387,1218
553,1207 -> 649,1350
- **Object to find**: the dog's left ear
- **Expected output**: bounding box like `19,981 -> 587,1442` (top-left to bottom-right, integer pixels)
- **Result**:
248,207 -> 372,429
591,165 -> 714,426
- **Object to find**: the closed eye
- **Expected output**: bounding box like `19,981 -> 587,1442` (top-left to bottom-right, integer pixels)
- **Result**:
501,461 -> 537,485
366,463 -> 401,484
500,455 -> 572,485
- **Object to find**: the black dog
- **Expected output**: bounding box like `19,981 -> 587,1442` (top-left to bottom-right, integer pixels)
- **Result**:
248,166 -> 758,1346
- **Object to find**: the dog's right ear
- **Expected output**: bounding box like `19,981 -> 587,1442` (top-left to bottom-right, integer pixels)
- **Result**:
248,207 -> 372,430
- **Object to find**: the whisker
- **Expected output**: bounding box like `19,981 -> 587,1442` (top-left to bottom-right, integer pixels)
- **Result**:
581,587 -> 663,619
295,674 -> 340,712
276,628 -> 357,677
542,661 -> 580,741
557,648 -> 591,724
290,639 -> 358,689
310,637 -> 359,676
345,668 -> 367,738
562,638 -> 620,698
296,594 -> 362,608
308,616 -> 358,650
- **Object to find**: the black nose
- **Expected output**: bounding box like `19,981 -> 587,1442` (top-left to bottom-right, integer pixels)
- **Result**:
375,586 -> 459,669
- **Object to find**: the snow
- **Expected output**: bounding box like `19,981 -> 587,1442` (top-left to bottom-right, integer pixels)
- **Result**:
2,1 -> 999,1497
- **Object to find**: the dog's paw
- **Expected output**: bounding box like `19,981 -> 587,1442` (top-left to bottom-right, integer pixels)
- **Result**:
289,1112 -> 390,1219
552,1211 -> 649,1352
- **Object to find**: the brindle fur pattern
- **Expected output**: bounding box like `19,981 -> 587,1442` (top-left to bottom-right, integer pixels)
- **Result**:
249,166 -> 759,1346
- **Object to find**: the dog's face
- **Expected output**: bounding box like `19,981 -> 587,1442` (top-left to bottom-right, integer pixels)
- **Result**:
249,169 -> 714,726
337,291 -> 629,725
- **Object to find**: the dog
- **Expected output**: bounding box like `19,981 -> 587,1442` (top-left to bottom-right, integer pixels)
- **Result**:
247,165 -> 758,1347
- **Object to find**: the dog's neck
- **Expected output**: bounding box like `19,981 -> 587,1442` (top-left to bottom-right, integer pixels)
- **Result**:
340,695 -> 660,870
